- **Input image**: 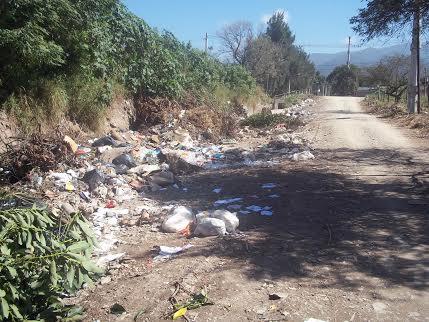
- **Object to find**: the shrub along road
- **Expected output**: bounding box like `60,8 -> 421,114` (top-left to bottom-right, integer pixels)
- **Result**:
78,97 -> 428,321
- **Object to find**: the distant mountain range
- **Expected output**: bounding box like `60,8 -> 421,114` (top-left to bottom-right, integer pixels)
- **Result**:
310,43 -> 429,76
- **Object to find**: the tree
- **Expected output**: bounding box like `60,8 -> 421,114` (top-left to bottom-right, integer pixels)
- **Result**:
366,55 -> 409,102
266,11 -> 295,46
350,0 -> 429,40
350,0 -> 429,113
217,21 -> 253,65
244,36 -> 284,95
327,65 -> 359,96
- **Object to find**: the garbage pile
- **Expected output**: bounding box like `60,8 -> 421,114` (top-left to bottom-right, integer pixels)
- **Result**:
0,98 -> 316,267
271,98 -> 315,118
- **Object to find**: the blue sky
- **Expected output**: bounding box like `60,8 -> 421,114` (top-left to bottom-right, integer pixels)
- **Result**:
122,0 -> 404,54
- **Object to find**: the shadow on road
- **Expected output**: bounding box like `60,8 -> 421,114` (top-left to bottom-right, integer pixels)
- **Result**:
149,147 -> 429,291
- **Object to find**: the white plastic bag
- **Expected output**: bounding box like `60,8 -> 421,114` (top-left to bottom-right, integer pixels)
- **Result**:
161,206 -> 194,233
193,218 -> 226,236
210,210 -> 239,233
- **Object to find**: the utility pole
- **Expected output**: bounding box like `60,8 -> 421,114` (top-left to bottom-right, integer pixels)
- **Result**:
407,2 -> 420,114
416,10 -> 421,114
204,32 -> 208,54
347,36 -> 351,68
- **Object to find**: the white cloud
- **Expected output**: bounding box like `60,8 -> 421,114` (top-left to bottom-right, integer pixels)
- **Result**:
261,9 -> 289,24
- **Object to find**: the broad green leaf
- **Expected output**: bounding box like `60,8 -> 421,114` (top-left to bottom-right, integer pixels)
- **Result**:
1,298 -> 9,319
0,244 -> 10,256
82,260 -> 104,274
67,266 -> 76,288
6,266 -> 17,278
25,231 -> 32,249
7,284 -> 18,300
76,218 -> 94,238
10,304 -> 23,319
67,241 -> 90,253
50,261 -> 58,287
0,289 -> 5,297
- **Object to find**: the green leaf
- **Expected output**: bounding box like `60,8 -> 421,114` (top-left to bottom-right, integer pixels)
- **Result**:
6,266 -> 17,278
82,260 -> 104,274
76,218 -> 95,238
10,304 -> 23,319
67,241 -> 90,253
50,260 -> 58,287
1,298 -> 9,319
0,289 -> 5,298
7,284 -> 18,300
30,280 -> 43,289
67,265 -> 76,288
0,244 -> 10,256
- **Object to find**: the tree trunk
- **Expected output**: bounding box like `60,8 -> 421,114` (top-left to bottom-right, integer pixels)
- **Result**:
407,6 -> 419,113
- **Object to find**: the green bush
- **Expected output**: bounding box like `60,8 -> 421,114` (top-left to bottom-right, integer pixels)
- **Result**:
0,0 -> 262,130
0,198 -> 102,321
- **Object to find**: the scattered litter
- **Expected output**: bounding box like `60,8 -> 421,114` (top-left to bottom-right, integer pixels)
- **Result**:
149,171 -> 175,188
304,319 -> 327,322
65,181 -> 75,191
408,199 -> 428,205
239,210 -> 251,215
261,183 -> 277,189
213,211 -> 238,233
196,210 -> 239,233
112,153 -> 136,168
227,204 -> 242,210
162,206 -> 194,233
63,135 -> 78,153
80,191 -> 91,201
154,244 -> 193,261
269,293 -> 286,300
172,307 -> 187,320
194,217 -> 226,236
96,253 -> 126,266
92,136 -> 117,147
246,205 -> 263,212
82,169 -> 105,191
2,96 -> 315,282
292,150 -> 315,161
214,198 -> 242,206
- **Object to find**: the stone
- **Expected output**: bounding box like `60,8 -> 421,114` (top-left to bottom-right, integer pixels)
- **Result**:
149,171 -> 175,187
372,302 -> 387,314
150,134 -> 160,144
61,202 -> 76,216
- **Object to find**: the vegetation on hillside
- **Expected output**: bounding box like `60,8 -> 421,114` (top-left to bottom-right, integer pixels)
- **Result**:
0,0 -> 258,131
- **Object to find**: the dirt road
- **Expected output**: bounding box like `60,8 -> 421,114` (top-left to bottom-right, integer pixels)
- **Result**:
80,96 -> 428,322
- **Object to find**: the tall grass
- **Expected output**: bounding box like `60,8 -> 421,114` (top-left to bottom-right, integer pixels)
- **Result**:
3,77 -> 125,133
